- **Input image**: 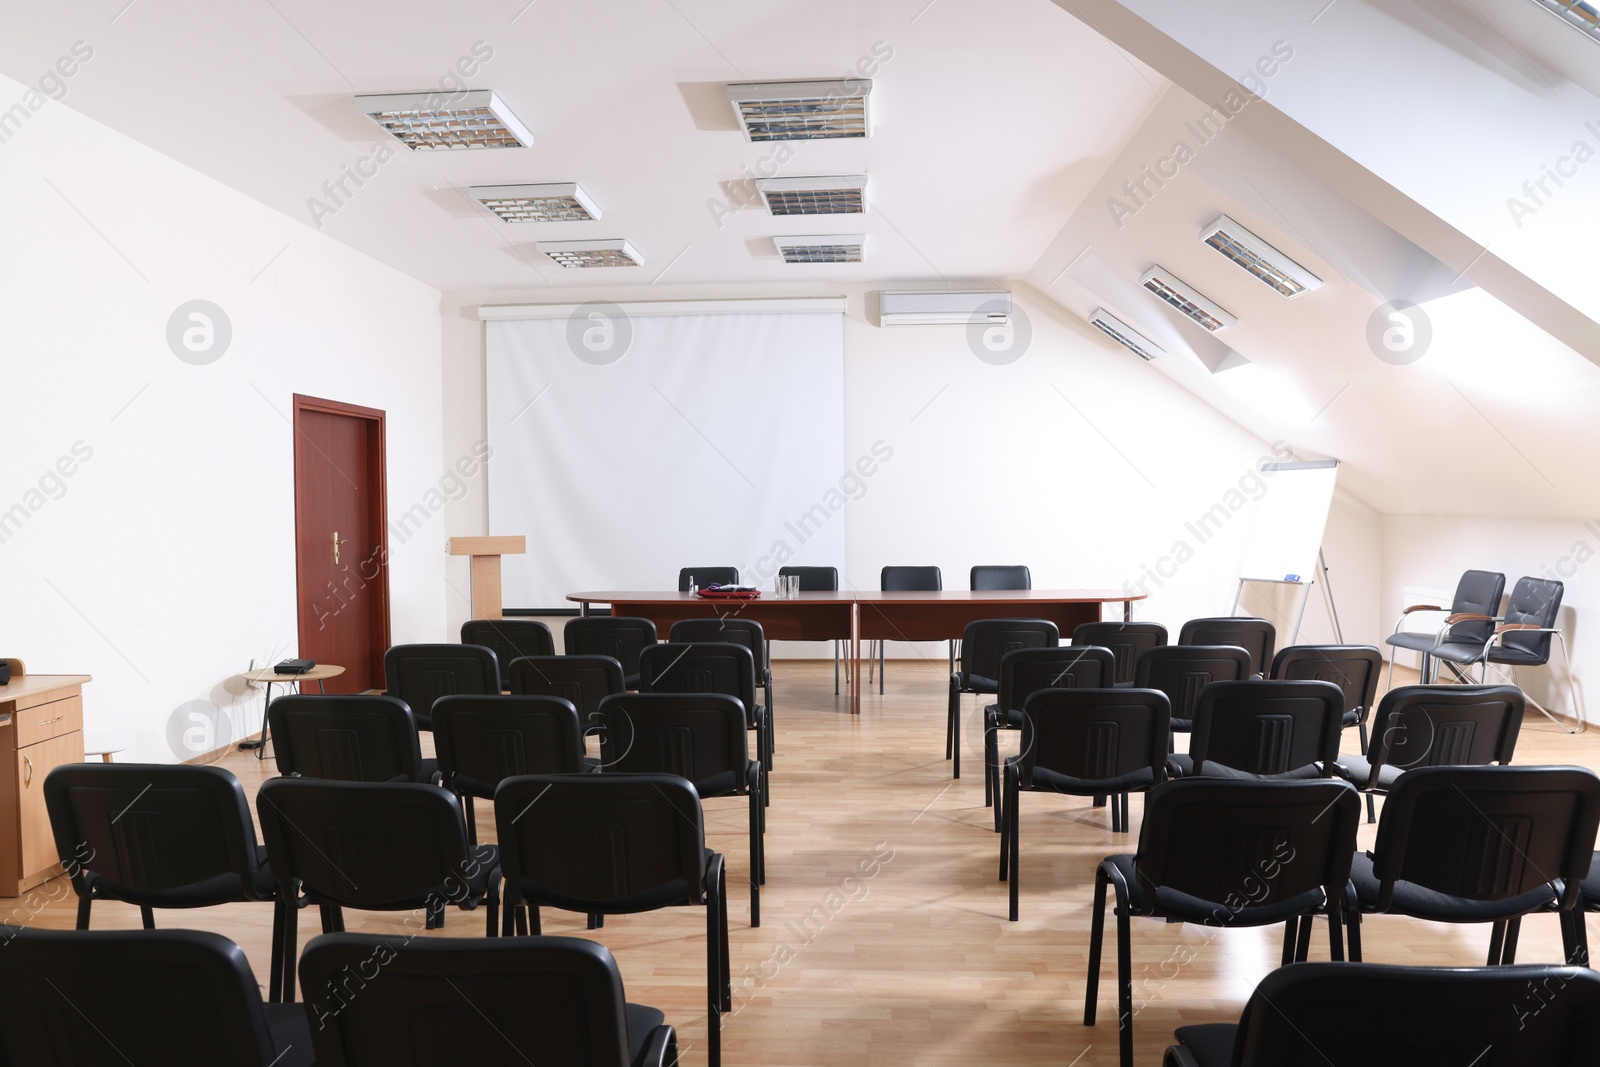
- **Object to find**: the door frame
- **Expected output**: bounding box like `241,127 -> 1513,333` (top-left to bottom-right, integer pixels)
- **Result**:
292,394 -> 391,686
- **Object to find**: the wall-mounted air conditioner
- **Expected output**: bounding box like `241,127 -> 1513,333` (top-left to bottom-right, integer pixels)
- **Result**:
877,289 -> 1011,327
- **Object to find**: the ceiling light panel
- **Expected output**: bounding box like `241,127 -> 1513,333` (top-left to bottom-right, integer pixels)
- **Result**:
727,80 -> 871,141
756,175 -> 868,215
537,239 -> 643,268
1088,309 -> 1165,361
1140,266 -> 1238,331
772,235 -> 865,264
1532,0 -> 1600,41
470,183 -> 600,222
1200,215 -> 1323,297
353,90 -> 533,150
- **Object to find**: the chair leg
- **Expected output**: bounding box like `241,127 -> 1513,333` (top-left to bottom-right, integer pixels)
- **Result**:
139,906 -> 155,929
74,895 -> 91,930
1564,908 -> 1591,966
1357,721 -> 1369,756
1008,769 -> 1022,921
879,641 -> 885,695
1487,920 -> 1506,965
268,897 -> 286,1002
1085,866 -> 1108,1025
1121,792 -> 1132,833
1295,911 -> 1314,962
281,897 -> 299,1003
946,678 -> 958,765
1116,898 -> 1135,1067
1345,884 -> 1363,963
1365,789 -> 1376,825
1501,915 -> 1523,964
528,906 -> 541,935
998,772 -> 1012,882
1326,897 -> 1345,962
1281,918 -> 1299,966
463,797 -> 477,844
749,788 -> 761,928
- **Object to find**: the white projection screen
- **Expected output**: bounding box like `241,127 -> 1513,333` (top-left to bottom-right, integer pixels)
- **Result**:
485,303 -> 846,607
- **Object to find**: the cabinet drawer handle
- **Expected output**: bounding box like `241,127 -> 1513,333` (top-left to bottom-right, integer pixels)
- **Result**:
23,756 -> 31,786
36,716 -> 63,726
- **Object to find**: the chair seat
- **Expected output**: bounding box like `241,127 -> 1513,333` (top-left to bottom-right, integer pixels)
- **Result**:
1167,754 -> 1324,781
1334,755 -> 1403,791
1386,633 -> 1487,665
625,1002 -> 668,1067
85,843 -> 276,907
1486,645 -> 1548,667
985,704 -> 1023,729
1577,852 -> 1600,905
302,843 -> 500,911
519,848 -> 719,916
1103,854 -> 1325,925
1341,710 -> 1361,728
1169,1022 -> 1237,1067
1025,762 -> 1157,797
265,1002 -> 317,1067
623,672 -> 641,690
1349,851 -> 1557,920
955,673 -> 998,695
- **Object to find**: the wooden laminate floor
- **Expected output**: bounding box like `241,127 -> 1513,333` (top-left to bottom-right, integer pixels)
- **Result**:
22,661 -> 1592,1065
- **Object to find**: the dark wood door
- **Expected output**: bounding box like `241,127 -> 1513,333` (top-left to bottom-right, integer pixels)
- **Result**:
293,395 -> 389,693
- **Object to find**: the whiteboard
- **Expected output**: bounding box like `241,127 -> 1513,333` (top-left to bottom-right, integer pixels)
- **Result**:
1238,460 -> 1339,581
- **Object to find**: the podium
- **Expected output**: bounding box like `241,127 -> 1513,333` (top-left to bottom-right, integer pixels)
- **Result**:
448,536 -> 526,620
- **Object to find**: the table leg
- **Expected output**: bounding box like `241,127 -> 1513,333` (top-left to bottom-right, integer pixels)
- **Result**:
1123,600 -> 1132,623
240,680 -> 276,757
851,604 -> 861,716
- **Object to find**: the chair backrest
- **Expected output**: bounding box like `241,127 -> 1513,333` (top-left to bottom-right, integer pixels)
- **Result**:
494,773 -> 709,910
638,642 -> 757,719
958,619 -> 1060,682
383,643 -> 500,730
1446,568 -> 1507,646
43,762 -> 266,902
1131,778 -> 1361,917
1188,680 -> 1345,778
506,654 -> 625,719
1016,687 -> 1171,788
669,617 -> 767,665
461,619 -> 554,689
881,565 -> 942,592
1360,684 -> 1525,786
1269,645 -> 1384,724
299,933 -> 662,1067
1072,621 -> 1168,685
679,567 -> 738,591
1215,961 -> 1600,1066
256,778 -> 476,911
562,617 -> 658,680
268,694 -> 424,783
778,565 -> 839,592
1497,576 -> 1565,663
432,695 -> 586,801
595,692 -> 749,795
1368,765 -> 1600,912
970,565 -> 1031,591
0,928 -> 288,1067
997,646 -> 1117,714
1133,645 -> 1254,723
1177,617 -> 1276,676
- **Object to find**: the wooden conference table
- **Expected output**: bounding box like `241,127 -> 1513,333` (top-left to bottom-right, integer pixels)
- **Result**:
567,590 -> 1145,715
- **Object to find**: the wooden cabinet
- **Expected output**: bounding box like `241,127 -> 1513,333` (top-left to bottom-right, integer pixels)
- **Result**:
0,675 -> 89,896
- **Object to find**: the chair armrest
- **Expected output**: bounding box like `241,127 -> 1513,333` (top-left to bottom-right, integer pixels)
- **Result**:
1497,623 -> 1551,632
1444,612 -> 1496,624
1400,604 -> 1445,615
1161,1046 -> 1204,1067
635,1024 -> 678,1067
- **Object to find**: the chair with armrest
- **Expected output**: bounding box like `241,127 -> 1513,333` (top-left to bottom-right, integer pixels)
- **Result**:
1072,621 -> 1168,685
382,643 -> 500,733
1168,679 -> 1344,780
946,618 -> 1059,783
1384,568 -> 1505,688
873,565 -> 944,693
461,618 -> 554,690
779,565 -> 846,692
563,617 -> 658,689
1270,645 -> 1384,755
1177,617 -> 1276,677
1480,577 -> 1580,733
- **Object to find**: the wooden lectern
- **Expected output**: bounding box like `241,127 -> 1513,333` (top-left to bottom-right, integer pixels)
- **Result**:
448,536 -> 526,620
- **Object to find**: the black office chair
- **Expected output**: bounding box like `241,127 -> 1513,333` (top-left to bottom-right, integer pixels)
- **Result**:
1335,683 -> 1525,822
779,564 -> 845,692
1073,621 -> 1168,685
1161,961 -> 1600,1067
461,618 -> 554,690
970,565 -> 1031,590
494,773 -> 729,1067
984,645 -> 1116,831
1482,577 -> 1579,732
1560,852 -> 1600,965
680,567 -> 739,591
299,933 -> 679,1067
639,641 -> 771,783
597,692 -> 764,925
1269,644 -> 1384,754
382,642 -> 499,732
0,928 -> 313,1067
1346,765 -> 1600,966
256,778 -> 501,1001
670,618 -> 775,746
874,565 -> 943,693
946,618 -> 1059,782
1385,568 -> 1505,688
564,617 -> 659,689
432,694 -> 590,843
1167,679 -> 1344,780
1001,687 -> 1171,920
1085,778 -> 1362,1067
507,653 -> 625,738
43,763 -> 292,1002
1177,617 -> 1275,677
268,693 -> 436,784
1133,644 -> 1253,737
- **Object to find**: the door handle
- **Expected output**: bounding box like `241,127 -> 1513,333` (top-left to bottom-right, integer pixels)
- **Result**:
333,531 -> 350,565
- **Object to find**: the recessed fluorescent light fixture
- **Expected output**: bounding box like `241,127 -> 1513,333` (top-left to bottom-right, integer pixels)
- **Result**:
755,175 -> 868,215
1087,308 -> 1166,361
1200,215 -> 1323,297
1140,266 -> 1238,331
772,234 -> 865,264
1531,0 -> 1600,41
469,183 -> 600,222
727,80 -> 870,141
537,239 -> 643,268
353,90 -> 533,150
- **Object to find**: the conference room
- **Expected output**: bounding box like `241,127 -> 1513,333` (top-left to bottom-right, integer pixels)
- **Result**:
3,0 -> 1600,1064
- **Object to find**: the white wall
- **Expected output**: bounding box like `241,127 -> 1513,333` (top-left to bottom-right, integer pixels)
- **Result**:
440,284 -> 1378,656
0,74 -> 445,763
1382,514 -> 1595,723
